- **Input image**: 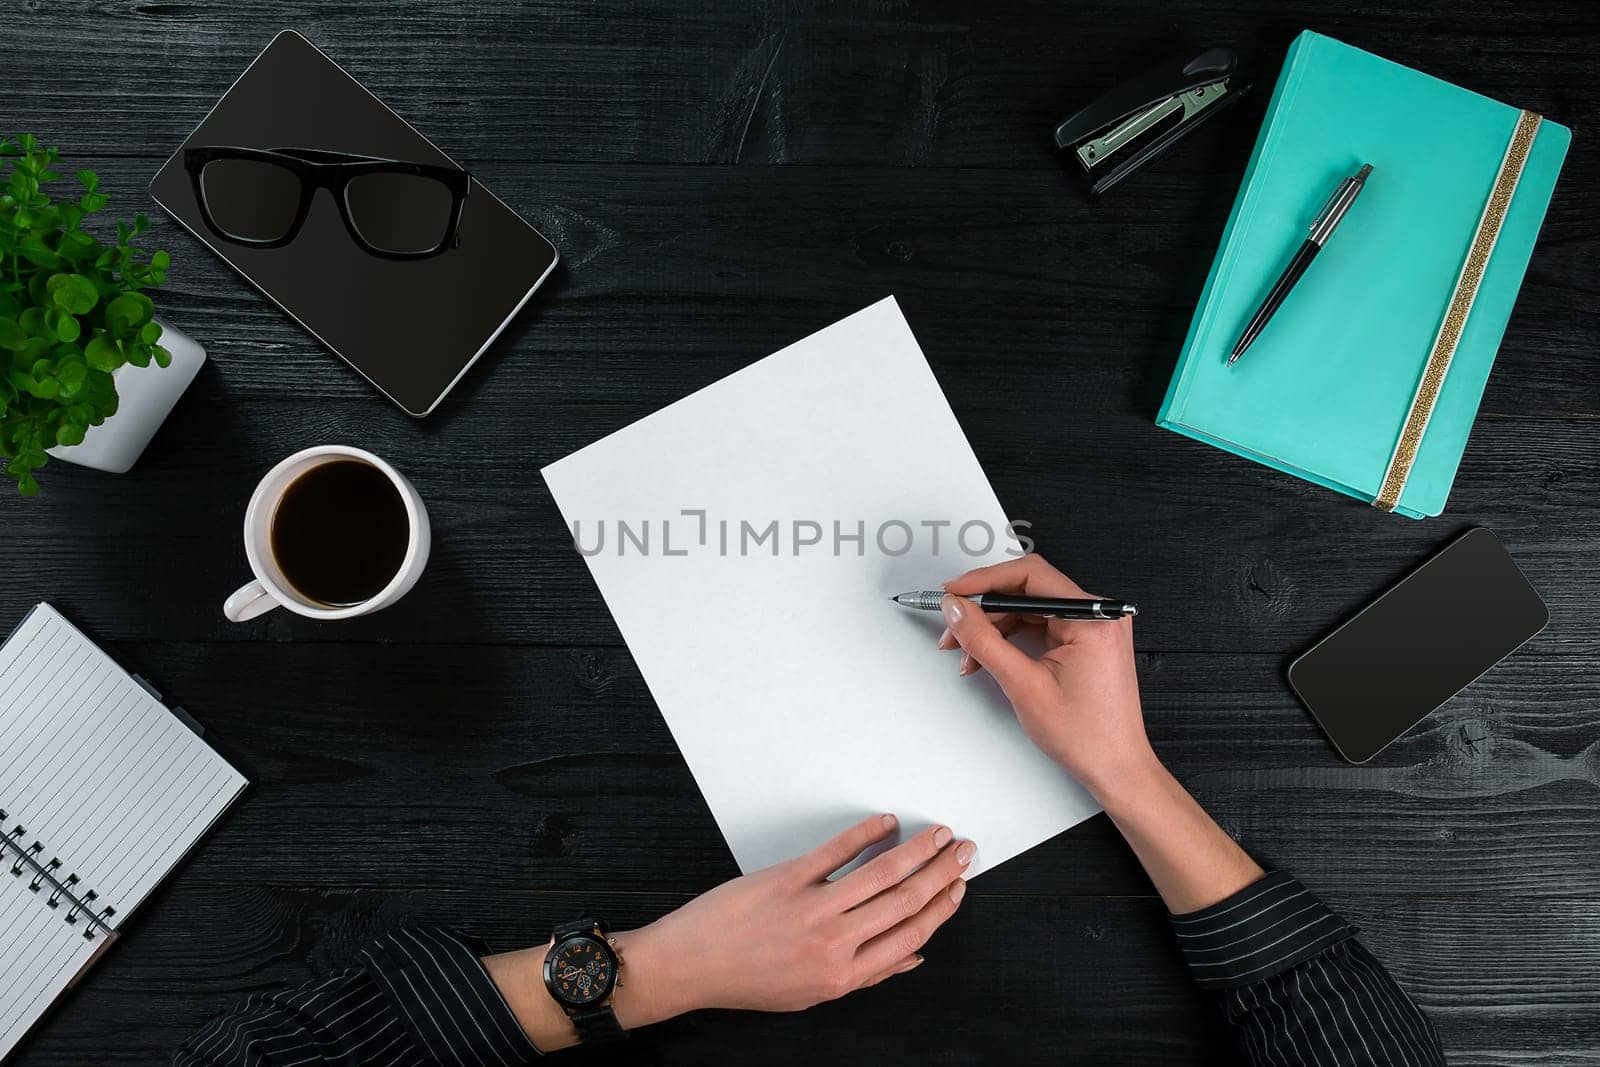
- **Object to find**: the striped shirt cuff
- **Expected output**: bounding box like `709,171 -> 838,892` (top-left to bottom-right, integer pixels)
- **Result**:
1169,870 -> 1356,990
361,926 -> 543,1065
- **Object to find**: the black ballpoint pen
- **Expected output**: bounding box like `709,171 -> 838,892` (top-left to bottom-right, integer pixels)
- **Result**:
1230,163 -> 1373,365
890,590 -> 1137,620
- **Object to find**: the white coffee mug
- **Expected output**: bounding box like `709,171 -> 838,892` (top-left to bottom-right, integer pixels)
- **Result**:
223,445 -> 431,622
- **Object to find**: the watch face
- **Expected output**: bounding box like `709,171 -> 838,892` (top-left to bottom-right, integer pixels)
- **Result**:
545,934 -> 618,1007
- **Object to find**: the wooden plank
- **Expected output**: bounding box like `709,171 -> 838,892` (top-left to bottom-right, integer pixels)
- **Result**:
0,641 -> 1580,901
7,0 -> 1597,167
13,885 -> 1599,1065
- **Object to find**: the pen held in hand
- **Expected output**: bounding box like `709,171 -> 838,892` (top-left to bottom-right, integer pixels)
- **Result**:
891,591 -> 1137,620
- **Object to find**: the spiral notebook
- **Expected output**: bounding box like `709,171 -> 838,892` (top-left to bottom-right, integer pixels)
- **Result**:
0,604 -> 247,1060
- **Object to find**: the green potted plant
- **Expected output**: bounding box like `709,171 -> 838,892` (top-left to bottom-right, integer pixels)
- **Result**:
1,133 -> 205,496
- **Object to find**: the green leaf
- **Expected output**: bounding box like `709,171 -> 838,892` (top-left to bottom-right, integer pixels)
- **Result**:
17,472 -> 39,497
0,317 -> 26,350
79,191 -> 109,213
53,422 -> 85,447
104,291 -> 153,333
151,343 -> 172,369
56,357 -> 87,398
151,249 -> 171,271
139,320 -> 164,344
76,169 -> 98,192
44,308 -> 80,342
16,237 -> 60,269
84,332 -> 121,372
82,367 -> 115,401
24,375 -> 58,399
45,273 -> 97,315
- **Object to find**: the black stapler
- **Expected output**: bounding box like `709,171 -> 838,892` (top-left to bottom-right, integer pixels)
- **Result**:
1053,47 -> 1248,197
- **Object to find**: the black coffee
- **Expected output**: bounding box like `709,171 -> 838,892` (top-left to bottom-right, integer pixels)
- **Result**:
271,459 -> 409,606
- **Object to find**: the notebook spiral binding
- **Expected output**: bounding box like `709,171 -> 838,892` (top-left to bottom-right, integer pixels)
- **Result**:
0,807 -> 117,940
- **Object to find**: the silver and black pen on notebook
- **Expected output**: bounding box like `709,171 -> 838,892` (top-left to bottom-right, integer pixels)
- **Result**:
1230,163 -> 1373,365
890,590 -> 1137,620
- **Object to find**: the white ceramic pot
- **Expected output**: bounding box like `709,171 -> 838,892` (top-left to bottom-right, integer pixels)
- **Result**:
47,318 -> 205,474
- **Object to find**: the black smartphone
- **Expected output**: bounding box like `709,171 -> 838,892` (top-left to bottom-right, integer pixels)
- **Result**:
1288,528 -> 1548,763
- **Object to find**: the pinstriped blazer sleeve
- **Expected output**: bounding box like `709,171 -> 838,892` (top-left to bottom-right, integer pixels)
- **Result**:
173,927 -> 541,1066
1170,870 -> 1446,1066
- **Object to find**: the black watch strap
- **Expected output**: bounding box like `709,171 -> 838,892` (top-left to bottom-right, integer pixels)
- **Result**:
570,1004 -> 626,1044
553,918 -> 604,941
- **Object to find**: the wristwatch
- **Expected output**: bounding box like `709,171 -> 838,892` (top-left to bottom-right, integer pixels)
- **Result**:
542,918 -> 626,1045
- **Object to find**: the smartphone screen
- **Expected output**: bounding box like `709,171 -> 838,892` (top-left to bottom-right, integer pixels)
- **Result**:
1288,528 -> 1547,763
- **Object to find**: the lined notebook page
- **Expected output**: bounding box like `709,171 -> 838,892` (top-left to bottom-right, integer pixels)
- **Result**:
0,880 -> 99,1058
0,603 -> 246,1057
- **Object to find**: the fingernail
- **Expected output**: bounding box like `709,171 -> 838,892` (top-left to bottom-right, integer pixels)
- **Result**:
949,880 -> 967,904
904,954 -> 925,972
958,654 -> 977,676
940,595 -> 963,626
936,628 -> 956,650
955,841 -> 976,866
933,825 -> 953,848
880,813 -> 898,831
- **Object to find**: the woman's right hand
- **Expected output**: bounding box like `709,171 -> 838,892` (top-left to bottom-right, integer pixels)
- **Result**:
936,554 -> 1157,800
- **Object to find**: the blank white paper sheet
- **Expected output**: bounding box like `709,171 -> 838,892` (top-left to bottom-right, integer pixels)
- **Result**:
542,297 -> 1099,877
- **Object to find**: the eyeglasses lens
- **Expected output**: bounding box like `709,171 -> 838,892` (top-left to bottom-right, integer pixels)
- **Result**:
200,158 -> 303,242
344,172 -> 457,255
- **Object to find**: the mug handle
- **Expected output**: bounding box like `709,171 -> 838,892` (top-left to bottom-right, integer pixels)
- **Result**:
224,580 -> 279,622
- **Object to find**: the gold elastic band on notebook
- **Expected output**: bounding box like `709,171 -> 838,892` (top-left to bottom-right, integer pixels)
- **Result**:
1374,109 -> 1542,513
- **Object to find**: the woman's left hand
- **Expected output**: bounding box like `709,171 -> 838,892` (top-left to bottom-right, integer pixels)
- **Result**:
621,814 -> 974,1018
485,814 -> 973,1050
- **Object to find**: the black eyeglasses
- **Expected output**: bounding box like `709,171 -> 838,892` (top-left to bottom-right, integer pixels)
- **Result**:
182,146 -> 470,260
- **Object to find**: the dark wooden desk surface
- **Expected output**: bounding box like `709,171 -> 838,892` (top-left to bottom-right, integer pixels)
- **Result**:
6,2 -> 1598,1064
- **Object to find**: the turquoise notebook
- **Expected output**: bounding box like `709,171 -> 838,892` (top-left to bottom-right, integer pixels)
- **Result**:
1157,31 -> 1569,518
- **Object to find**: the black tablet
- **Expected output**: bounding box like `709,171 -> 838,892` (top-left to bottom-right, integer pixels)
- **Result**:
151,30 -> 558,416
